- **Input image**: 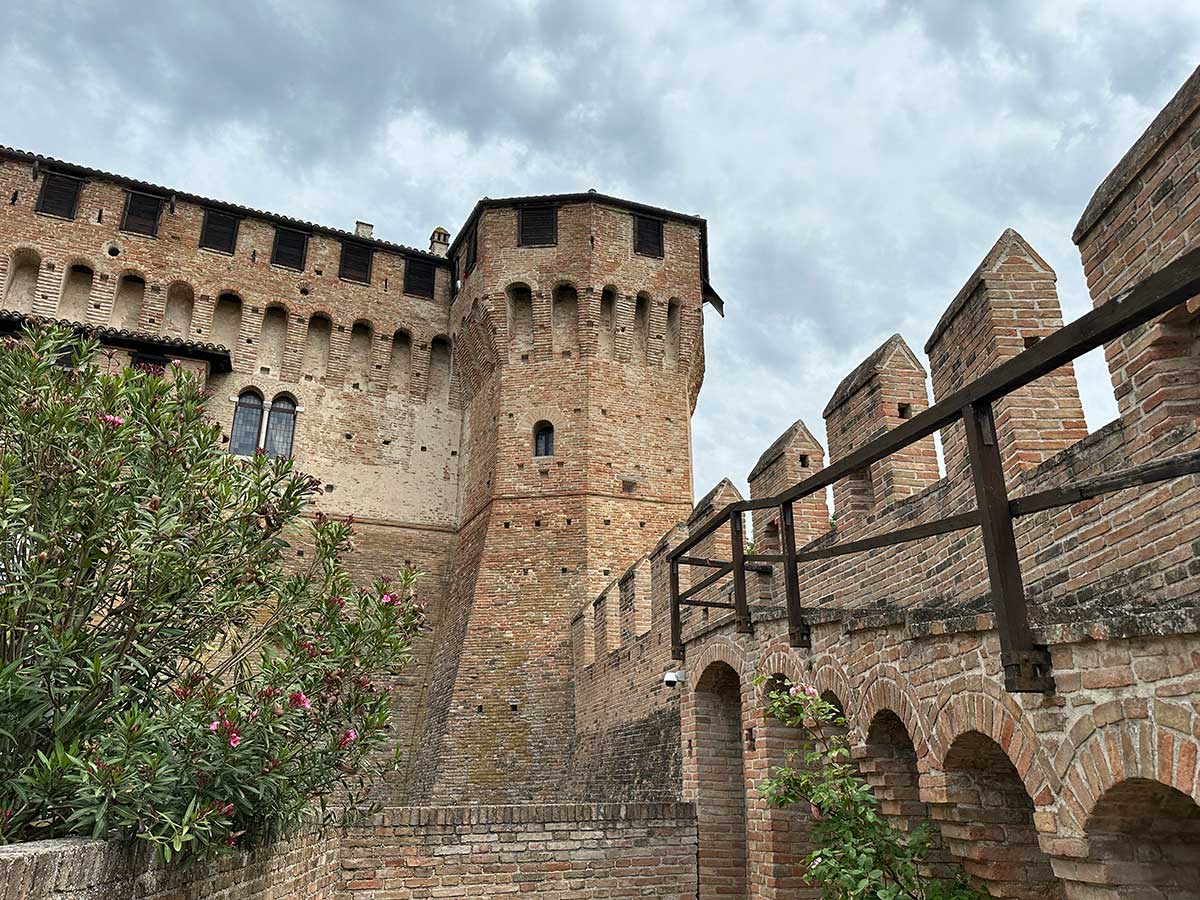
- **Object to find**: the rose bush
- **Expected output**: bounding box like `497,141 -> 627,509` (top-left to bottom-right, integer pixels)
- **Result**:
759,676 -> 983,900
0,326 -> 423,860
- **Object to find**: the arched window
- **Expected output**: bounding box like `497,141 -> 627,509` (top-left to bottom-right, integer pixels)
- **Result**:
534,421 -> 554,457
264,395 -> 297,458
230,391 -> 263,456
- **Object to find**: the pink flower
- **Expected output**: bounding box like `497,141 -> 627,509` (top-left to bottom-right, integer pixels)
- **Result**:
338,728 -> 358,749
97,413 -> 125,428
789,685 -> 801,696
209,721 -> 220,731
804,685 -> 819,697
381,593 -> 394,606
809,803 -> 822,820
289,691 -> 312,710
222,803 -> 234,815
229,733 -> 242,748
274,702 -> 283,715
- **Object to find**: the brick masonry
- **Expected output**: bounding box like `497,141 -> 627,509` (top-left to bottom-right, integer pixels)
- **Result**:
5,62 -> 1200,899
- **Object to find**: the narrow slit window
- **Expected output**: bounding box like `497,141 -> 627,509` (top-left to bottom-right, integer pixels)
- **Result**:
534,421 -> 555,457
404,257 -> 435,298
264,396 -> 297,458
339,241 -> 373,284
121,192 -> 163,237
230,391 -> 263,456
518,206 -> 557,246
200,209 -> 240,254
36,173 -> 83,219
271,227 -> 308,271
633,214 -> 664,258
464,223 -> 478,274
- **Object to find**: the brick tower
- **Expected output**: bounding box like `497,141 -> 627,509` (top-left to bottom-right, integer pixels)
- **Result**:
411,193 -> 719,802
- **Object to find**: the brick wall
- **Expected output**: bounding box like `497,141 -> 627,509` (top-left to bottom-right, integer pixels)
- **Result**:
0,805 -> 698,899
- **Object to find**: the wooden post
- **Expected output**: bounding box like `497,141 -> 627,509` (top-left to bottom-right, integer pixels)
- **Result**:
780,501 -> 810,648
669,557 -> 684,660
730,510 -> 752,633
962,401 -> 1053,692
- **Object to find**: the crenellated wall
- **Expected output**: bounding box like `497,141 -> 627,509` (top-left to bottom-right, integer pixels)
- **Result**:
570,63 -> 1200,899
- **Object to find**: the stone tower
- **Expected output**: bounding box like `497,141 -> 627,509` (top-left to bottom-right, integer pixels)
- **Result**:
412,193 -> 719,802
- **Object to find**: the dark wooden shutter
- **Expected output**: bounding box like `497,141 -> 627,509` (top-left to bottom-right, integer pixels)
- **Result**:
200,209 -> 240,254
36,174 -> 82,219
634,215 -> 663,257
122,192 -> 163,236
339,241 -> 373,284
403,258 -> 435,298
465,224 -> 478,273
271,227 -> 308,270
518,206 -> 556,246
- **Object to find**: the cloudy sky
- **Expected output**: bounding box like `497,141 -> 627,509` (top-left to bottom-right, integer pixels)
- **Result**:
4,1 -> 1198,499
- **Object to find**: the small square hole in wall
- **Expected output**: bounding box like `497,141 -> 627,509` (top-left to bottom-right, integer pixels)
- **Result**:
533,519 -> 541,528
603,568 -> 610,576
799,454 -> 810,468
573,407 -> 581,413
324,484 -> 335,492
476,704 -> 484,714
451,450 -> 458,457
522,567 -> 530,575
503,521 -> 511,529
296,549 -> 305,558
639,521 -> 645,528
351,382 -> 361,390
744,727 -> 756,751
509,702 -> 518,712
517,462 -> 525,470
420,446 -> 427,452
304,374 -> 314,382
260,367 -> 270,375
622,480 -> 637,493
561,567 -> 568,574
382,439 -> 392,445
603,518 -> 611,525
565,518 -> 572,525
344,433 -> 353,440
521,353 -> 529,363
898,403 -> 912,419
562,350 -> 571,358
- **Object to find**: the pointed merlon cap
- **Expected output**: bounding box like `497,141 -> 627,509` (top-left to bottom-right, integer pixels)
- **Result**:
748,418 -> 822,483
689,477 -> 744,524
822,334 -> 926,418
923,228 -> 1053,353
1074,64 -> 1200,244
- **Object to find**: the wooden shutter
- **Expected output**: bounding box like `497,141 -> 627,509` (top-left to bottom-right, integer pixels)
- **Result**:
200,209 -> 240,254
634,215 -> 663,257
403,258 -> 435,298
518,206 -> 556,246
271,227 -> 308,270
464,224 -> 478,273
339,241 -> 373,284
36,174 -> 82,219
122,192 -> 163,236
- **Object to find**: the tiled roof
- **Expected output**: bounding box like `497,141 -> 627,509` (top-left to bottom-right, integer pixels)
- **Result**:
0,309 -> 233,373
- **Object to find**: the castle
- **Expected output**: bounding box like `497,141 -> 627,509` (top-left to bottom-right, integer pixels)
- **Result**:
3,64 -> 1200,900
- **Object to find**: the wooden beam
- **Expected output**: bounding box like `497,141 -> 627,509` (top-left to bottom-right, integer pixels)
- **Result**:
730,511 -> 751,633
963,401 -> 1052,693
1011,450 -> 1200,517
669,558 -> 683,661
677,562 -> 734,602
780,501 -> 809,649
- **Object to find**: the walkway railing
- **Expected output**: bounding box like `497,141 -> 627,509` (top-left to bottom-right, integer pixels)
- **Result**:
669,247 -> 1200,692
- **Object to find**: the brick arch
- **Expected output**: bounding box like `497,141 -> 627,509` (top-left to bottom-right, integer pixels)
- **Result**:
807,653 -> 855,723
925,680 -> 1057,807
853,667 -> 931,765
687,637 -> 750,692
753,639 -> 808,687
1056,700 -> 1200,839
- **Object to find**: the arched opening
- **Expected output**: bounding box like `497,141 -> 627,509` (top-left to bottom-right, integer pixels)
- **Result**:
552,283 -> 578,355
388,329 -> 412,395
212,293 -> 243,349
111,273 -> 145,330
508,283 -> 534,359
757,674 -> 820,897
599,286 -> 617,359
163,282 -> 194,338
939,730 -> 1061,898
347,321 -> 373,390
429,336 -> 452,402
533,421 -> 554,457
264,395 -> 297,459
58,263 -> 93,322
301,314 -> 331,381
1072,777 -> 1200,898
257,305 -> 288,376
693,660 -> 748,899
665,298 -> 681,368
632,292 -> 650,364
4,248 -> 41,314
230,390 -> 263,456
862,710 -> 950,875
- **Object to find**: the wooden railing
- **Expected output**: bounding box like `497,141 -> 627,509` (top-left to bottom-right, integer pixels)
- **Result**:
669,247 -> 1200,692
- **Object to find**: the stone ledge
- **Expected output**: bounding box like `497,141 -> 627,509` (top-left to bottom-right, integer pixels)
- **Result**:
367,801 -> 696,827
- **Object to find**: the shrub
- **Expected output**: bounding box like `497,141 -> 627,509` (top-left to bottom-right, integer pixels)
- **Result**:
0,326 -> 424,860
758,677 -> 984,900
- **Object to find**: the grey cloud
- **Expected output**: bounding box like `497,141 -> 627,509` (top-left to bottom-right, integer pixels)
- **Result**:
2,0 -> 1199,503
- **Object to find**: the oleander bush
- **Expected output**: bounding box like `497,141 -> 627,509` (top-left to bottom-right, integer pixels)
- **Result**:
0,326 -> 423,860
